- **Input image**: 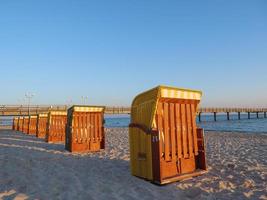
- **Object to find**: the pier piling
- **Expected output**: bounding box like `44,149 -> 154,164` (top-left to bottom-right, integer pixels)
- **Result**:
238,112 -> 241,120
248,112 -> 251,119
256,112 -> 259,119
227,112 -> 230,120
198,112 -> 201,122
264,112 -> 266,118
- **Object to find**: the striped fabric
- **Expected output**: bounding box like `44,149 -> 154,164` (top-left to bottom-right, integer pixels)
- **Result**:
50,111 -> 67,116
72,106 -> 104,112
30,116 -> 38,119
39,114 -> 48,117
161,88 -> 202,100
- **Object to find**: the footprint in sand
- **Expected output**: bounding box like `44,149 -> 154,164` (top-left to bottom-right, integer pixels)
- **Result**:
242,179 -> 255,189
260,195 -> 267,200
219,181 -> 236,192
244,191 -> 254,198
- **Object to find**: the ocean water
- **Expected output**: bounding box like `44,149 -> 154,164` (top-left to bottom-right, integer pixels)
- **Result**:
104,114 -> 267,133
0,117 -> 13,127
198,114 -> 267,133
1,114 -> 267,133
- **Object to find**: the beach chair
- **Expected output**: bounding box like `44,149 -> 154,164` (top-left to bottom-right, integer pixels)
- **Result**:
129,85 -> 207,185
18,117 -> 24,132
66,105 -> 105,153
46,111 -> 67,143
28,115 -> 38,135
36,113 -> 48,139
22,116 -> 30,134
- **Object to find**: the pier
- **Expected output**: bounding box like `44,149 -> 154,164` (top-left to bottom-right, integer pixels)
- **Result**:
0,105 -> 131,116
0,105 -> 266,121
198,108 -> 267,122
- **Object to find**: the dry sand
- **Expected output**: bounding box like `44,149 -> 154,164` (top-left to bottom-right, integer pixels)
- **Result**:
0,128 -> 266,200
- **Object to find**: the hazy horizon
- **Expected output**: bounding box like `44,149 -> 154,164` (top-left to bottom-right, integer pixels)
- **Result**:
0,1 -> 266,107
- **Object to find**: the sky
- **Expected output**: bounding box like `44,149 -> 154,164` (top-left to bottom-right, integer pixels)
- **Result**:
0,0 -> 266,107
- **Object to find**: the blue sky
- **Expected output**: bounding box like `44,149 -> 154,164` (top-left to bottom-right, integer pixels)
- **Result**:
0,1 -> 266,107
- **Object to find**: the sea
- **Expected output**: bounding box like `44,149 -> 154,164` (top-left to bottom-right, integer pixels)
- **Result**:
104,113 -> 267,134
1,113 -> 267,133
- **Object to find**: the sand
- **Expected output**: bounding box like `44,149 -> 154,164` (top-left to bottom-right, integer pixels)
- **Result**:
0,128 -> 266,200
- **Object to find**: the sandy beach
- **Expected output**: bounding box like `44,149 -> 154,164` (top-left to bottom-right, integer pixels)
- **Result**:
0,128 -> 266,200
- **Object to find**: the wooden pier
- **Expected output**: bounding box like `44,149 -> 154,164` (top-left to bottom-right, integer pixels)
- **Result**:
0,105 -> 266,121
0,105 -> 131,116
198,108 -> 267,122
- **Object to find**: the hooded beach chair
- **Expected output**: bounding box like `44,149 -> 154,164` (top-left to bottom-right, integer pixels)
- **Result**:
129,85 -> 207,185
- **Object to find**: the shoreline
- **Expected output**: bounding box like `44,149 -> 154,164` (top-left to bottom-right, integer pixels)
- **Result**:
0,128 -> 266,199
2,125 -> 267,135
0,126 -> 12,130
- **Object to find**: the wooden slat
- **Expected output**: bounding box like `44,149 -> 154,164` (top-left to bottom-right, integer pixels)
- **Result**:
191,104 -> 199,155
54,116 -> 57,137
78,113 -> 81,141
90,113 -> 93,141
95,113 -> 99,141
60,116 -> 63,137
175,103 -> 182,159
56,116 -> 59,137
186,104 -> 194,158
157,102 -> 164,159
78,113 -> 82,142
52,116 -> 57,136
181,104 -> 189,158
62,116 -> 65,138
44,117 -> 47,134
69,114 -> 72,141
163,103 -> 171,161
84,112 -> 88,141
81,112 -> 84,141
40,118 -> 43,133
88,113 -> 91,142
59,116 -> 62,138
56,116 -> 58,137
86,113 -> 91,142
94,114 -> 97,141
169,103 -> 176,160
81,113 -> 84,142
73,114 -> 77,141
59,117 -> 64,137
57,116 -> 60,138
38,118 -> 40,134
88,113 -> 91,141
50,117 -> 53,136
64,116 -> 67,140
48,117 -> 51,137
52,116 -> 55,137
98,113 -> 102,140
91,113 -> 95,141
74,113 -> 78,141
